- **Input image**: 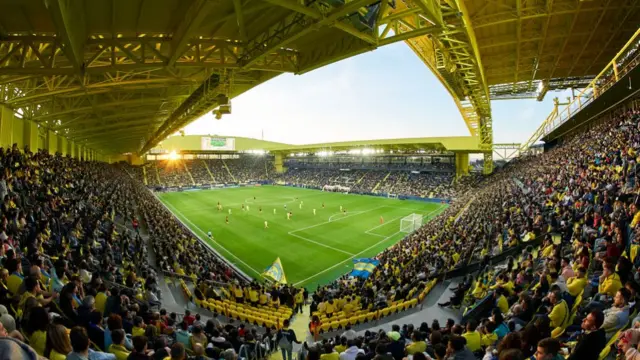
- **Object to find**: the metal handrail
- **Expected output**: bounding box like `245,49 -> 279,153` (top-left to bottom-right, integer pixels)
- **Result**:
520,28 -> 640,152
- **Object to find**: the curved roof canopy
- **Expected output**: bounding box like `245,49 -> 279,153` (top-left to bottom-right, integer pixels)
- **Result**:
0,0 -> 637,155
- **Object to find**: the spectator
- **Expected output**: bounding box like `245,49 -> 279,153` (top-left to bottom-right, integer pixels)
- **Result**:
107,329 -> 129,360
566,310 -> 606,360
67,326 -> 116,360
534,338 -> 562,360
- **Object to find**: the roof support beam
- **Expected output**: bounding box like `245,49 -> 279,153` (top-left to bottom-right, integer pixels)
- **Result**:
584,6 -> 638,74
548,2 -> 582,79
32,96 -> 188,122
529,0 -> 553,84
232,0 -> 247,41
566,0 -> 612,76
513,0 -> 521,85
243,0 -> 379,69
45,0 -> 86,72
168,0 -> 220,67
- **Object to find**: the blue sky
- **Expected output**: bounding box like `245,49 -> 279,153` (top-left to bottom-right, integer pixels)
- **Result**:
184,41 -> 570,145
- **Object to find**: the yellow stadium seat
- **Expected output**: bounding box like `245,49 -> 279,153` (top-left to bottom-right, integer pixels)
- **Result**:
366,312 -> 376,321
238,313 -> 247,322
320,323 -> 331,333
330,321 -> 340,330
389,305 -> 398,314
338,319 -> 348,329
408,298 -> 418,308
380,308 -> 390,317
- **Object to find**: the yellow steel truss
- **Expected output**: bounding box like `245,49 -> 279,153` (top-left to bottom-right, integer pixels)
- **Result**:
520,28 -> 640,153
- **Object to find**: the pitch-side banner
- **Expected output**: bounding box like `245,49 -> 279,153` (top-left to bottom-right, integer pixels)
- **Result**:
201,137 -> 235,151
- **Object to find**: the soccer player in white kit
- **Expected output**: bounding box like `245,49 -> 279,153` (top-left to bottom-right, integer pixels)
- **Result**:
299,202 -> 302,209
247,205 -> 250,211
287,212 -> 292,220
228,209 -> 232,215
264,220 -> 269,229
313,209 -> 316,215
340,205 -> 343,212
273,208 -> 277,215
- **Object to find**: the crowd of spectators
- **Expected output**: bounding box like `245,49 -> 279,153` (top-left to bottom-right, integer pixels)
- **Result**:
0,145 -> 302,360
309,103 -> 640,360
140,156 -> 272,188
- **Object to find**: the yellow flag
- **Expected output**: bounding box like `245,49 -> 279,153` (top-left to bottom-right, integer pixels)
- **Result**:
263,257 -> 287,284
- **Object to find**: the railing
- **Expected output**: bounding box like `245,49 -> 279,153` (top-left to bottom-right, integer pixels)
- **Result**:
521,28 -> 640,152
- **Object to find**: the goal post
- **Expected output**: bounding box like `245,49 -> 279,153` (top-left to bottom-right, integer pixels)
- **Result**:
400,214 -> 423,233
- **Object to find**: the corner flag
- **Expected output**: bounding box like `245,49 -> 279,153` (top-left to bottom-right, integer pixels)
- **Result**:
263,257 -> 287,284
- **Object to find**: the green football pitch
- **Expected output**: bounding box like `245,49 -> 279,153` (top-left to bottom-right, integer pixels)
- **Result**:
157,186 -> 446,289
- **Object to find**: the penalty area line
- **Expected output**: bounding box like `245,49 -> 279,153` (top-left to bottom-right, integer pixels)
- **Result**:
293,230 -> 403,287
293,203 -> 447,286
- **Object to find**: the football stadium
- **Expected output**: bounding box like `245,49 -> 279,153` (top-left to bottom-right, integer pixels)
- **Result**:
0,1 -> 639,360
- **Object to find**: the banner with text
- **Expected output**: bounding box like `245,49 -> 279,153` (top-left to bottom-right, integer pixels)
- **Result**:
201,137 -> 235,151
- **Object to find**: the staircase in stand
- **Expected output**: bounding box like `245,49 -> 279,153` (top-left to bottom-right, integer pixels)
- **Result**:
222,159 -> 237,182
182,160 -> 195,185
154,165 -> 162,185
372,171 -> 391,193
202,160 -> 216,183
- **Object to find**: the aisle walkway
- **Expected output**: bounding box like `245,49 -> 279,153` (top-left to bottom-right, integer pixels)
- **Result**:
269,305 -> 311,360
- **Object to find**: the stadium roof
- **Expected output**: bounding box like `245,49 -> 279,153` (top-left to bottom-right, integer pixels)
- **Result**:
155,134 -> 480,153
0,0 -> 637,156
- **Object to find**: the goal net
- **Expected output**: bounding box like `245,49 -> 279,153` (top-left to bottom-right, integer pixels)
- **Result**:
400,214 -> 423,233
387,193 -> 398,199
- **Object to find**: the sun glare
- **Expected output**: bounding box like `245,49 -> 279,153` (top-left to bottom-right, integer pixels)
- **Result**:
168,150 -> 179,160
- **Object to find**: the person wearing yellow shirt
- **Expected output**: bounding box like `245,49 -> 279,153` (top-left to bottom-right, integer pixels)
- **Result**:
259,292 -> 268,305
598,263 -> 622,298
95,285 -> 108,315
495,288 -> 509,315
490,274 -> 515,296
233,285 -> 243,303
270,294 -> 280,308
472,279 -> 487,299
5,258 -> 24,296
317,301 -> 327,314
334,338 -> 347,353
548,289 -> 569,329
480,322 -> 498,347
566,267 -> 588,298
249,288 -> 259,305
461,320 -> 482,352
320,343 -> 340,360
132,316 -> 145,337
343,299 -> 354,318
325,300 -> 335,316
107,329 -> 130,360
294,290 -> 304,314
405,331 -> 427,355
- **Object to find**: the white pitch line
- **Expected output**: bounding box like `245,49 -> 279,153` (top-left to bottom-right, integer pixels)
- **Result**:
161,198 -> 264,277
288,232 -> 356,256
293,204 -> 447,286
293,230 -> 403,286
328,211 -> 364,222
364,215 -> 405,235
294,206 -> 386,233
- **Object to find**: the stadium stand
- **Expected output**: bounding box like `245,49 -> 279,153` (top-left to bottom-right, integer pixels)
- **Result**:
0,101 -> 639,360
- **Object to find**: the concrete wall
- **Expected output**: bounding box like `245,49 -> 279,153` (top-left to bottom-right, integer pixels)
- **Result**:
0,104 -> 100,160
